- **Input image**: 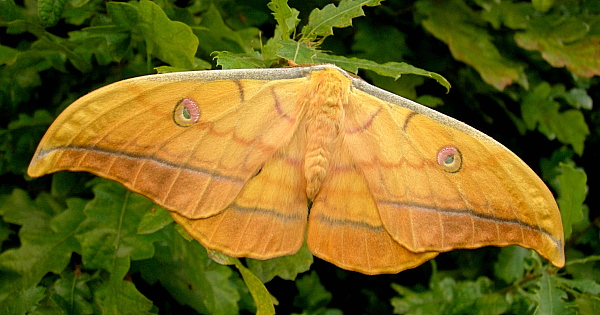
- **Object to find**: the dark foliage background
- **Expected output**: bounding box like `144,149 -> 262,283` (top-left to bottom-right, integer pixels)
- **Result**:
1,0 -> 598,314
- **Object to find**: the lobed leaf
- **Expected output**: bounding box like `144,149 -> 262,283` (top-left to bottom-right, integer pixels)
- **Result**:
556,163 -> 587,239
515,16 -> 600,78
534,270 -> 576,315
417,0 -> 527,90
268,0 -> 300,40
521,82 -> 590,155
274,41 -> 450,90
49,269 -> 94,315
246,243 -> 313,283
234,260 -> 276,315
391,276 -> 509,315
494,246 -> 529,284
137,206 -> 173,235
195,4 -> 258,57
94,276 -> 155,315
137,0 -> 198,70
293,271 -> 336,311
38,0 -> 68,27
0,190 -> 84,285
74,180 -> 162,273
0,286 -> 46,314
213,51 -> 268,69
137,226 -> 241,314
300,0 -> 381,41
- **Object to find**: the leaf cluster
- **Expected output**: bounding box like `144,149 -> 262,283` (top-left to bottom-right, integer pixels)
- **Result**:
1,0 -> 598,314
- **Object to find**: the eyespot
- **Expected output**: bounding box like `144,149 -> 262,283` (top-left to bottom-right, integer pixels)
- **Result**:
173,98 -> 200,127
437,146 -> 462,173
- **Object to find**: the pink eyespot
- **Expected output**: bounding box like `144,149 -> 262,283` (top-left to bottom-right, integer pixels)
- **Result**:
173,98 -> 200,127
437,146 -> 462,173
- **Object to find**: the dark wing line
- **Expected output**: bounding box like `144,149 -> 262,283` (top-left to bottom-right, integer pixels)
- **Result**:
379,200 -> 563,249
234,79 -> 245,102
309,210 -> 387,232
271,87 -> 298,122
230,203 -> 307,221
35,145 -> 245,184
401,111 -> 419,131
347,107 -> 381,134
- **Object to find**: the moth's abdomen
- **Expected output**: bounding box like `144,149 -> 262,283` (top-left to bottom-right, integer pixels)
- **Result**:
302,68 -> 351,199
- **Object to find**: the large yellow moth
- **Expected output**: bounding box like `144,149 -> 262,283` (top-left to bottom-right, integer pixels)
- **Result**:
28,65 -> 564,274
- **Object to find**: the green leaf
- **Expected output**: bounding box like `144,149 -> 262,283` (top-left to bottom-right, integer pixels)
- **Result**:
300,0 -> 382,41
316,53 -> 451,91
391,276 -> 509,315
1,20 -> 92,73
38,0 -> 68,27
532,0 -> 555,13
275,41 -> 450,90
48,269 -> 93,315
0,110 -> 54,175
234,260 -> 275,315
75,180 -> 161,273
206,249 -> 238,266
137,206 -> 173,235
276,40 -> 319,64
480,1 -> 534,30
565,88 -> 593,110
106,1 -> 141,30
0,218 -> 12,246
0,285 -> 46,314
214,51 -> 268,69
417,0 -> 527,90
555,278 -> 600,295
352,20 -> 410,63
67,26 -> 131,65
515,15 -> 600,77
0,44 -> 19,65
539,147 -> 574,183
268,0 -> 300,40
94,274 -> 154,315
195,4 -> 257,57
293,271 -> 332,310
6,110 -> 54,130
137,226 -> 240,315
0,0 -> 22,22
0,190 -> 84,286
521,82 -> 590,155
246,243 -> 312,283
416,94 -> 444,107
556,163 -> 587,239
494,246 -> 529,284
534,270 -> 576,315
138,0 -> 198,69
50,171 -> 92,201
576,293 -> 600,315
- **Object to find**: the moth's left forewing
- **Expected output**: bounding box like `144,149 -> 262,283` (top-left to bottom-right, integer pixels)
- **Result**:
346,79 -> 565,268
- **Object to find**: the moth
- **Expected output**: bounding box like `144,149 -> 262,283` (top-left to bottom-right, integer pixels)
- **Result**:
28,64 -> 564,274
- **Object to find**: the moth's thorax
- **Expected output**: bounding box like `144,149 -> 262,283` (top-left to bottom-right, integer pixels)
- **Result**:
302,68 -> 351,199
